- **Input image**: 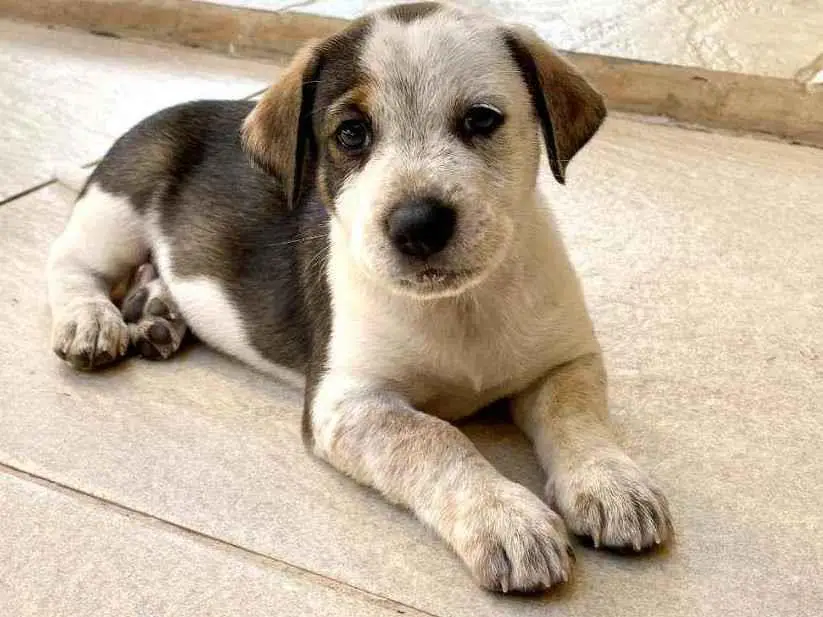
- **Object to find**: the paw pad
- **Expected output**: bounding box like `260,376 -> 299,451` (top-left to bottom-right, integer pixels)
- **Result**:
120,264 -> 187,361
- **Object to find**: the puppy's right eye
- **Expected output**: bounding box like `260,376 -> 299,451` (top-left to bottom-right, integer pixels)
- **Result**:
461,104 -> 505,138
335,119 -> 371,152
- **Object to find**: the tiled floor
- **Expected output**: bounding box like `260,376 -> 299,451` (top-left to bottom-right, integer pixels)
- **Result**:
197,0 -> 823,83
2,19 -> 823,617
1,471 -> 422,617
0,20 -> 278,202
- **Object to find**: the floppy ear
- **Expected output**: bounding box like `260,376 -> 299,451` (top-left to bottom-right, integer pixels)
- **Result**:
241,40 -> 324,208
503,26 -> 606,184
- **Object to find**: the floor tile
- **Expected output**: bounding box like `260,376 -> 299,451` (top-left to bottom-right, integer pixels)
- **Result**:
0,19 -> 279,201
0,469 -> 427,617
1,116 -> 821,616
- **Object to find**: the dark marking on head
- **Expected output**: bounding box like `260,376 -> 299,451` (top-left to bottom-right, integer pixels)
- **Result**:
309,18 -> 375,210
383,1 -> 441,23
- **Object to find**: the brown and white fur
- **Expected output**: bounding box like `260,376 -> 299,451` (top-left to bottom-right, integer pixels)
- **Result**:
47,2 -> 672,593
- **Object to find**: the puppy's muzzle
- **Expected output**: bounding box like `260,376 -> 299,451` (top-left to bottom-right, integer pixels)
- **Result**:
387,197 -> 456,259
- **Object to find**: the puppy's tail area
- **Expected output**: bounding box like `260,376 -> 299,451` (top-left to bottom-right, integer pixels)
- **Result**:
52,164 -> 95,194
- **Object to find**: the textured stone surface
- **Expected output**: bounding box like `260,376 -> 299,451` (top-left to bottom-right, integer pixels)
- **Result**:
2,115 -> 822,615
0,19 -> 276,201
197,0 -> 823,81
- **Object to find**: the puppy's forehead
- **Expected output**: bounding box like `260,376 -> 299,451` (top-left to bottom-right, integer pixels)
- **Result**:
362,8 -> 519,109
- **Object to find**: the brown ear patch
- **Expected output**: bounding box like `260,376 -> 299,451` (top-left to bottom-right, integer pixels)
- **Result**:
503,27 -> 606,184
241,40 -> 323,207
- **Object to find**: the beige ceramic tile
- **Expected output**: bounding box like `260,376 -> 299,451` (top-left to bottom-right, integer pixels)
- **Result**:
0,469 -> 427,617
1,116 -> 822,616
0,19 -> 280,201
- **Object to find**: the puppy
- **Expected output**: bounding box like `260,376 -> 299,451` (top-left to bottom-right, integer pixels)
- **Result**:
47,2 -> 672,593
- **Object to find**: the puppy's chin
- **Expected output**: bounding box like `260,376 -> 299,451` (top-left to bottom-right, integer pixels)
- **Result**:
361,238 -> 513,300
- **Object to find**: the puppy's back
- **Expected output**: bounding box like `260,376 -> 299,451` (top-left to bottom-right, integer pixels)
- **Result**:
84,100 -> 264,210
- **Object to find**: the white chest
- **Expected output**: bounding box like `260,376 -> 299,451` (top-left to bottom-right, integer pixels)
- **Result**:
326,268 -> 597,420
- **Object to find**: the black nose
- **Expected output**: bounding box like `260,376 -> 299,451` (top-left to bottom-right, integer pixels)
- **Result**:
387,198 -> 457,259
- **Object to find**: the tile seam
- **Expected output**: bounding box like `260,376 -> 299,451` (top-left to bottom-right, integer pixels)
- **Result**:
0,459 -> 441,617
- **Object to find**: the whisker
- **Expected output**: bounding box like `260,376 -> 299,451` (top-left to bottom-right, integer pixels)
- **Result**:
266,233 -> 327,248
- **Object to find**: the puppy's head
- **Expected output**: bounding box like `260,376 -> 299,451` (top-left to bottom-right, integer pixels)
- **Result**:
243,2 -> 605,298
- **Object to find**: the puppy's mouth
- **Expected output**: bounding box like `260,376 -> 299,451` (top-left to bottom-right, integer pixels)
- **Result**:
397,267 -> 477,294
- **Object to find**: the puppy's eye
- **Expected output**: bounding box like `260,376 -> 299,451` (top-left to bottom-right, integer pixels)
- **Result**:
462,104 -> 504,138
335,119 -> 371,152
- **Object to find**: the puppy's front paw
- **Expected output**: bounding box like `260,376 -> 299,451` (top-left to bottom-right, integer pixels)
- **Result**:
550,456 -> 673,551
52,300 -> 129,370
452,482 -> 573,593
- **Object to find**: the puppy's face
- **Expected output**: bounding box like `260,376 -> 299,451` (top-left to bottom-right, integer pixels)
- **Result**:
244,3 -> 606,298
312,7 -> 540,297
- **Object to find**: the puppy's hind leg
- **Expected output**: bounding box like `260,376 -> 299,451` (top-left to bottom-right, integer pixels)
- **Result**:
121,263 -> 188,361
48,183 -> 149,370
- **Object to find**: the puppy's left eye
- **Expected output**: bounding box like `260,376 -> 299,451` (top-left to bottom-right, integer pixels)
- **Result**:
335,119 -> 371,152
462,104 -> 504,138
